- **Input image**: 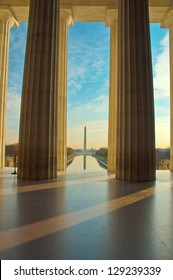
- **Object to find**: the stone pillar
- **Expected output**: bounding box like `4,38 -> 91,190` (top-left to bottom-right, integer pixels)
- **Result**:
161,10 -> 173,171
169,26 -> 173,171
106,10 -> 118,172
0,12 -> 15,168
57,10 -> 72,171
18,0 -> 59,180
116,0 -> 155,182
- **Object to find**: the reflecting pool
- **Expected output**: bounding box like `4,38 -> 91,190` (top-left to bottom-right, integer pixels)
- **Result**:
67,155 -> 107,171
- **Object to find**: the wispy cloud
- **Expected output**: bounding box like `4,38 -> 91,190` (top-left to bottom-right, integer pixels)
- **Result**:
6,22 -> 170,148
80,94 -> 108,113
6,24 -> 27,143
68,23 -> 110,95
67,23 -> 110,148
69,81 -> 109,114
153,32 -> 170,99
7,88 -> 21,114
152,31 -> 170,147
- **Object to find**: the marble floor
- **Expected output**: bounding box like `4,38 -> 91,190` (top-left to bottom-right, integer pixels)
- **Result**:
0,168 -> 173,260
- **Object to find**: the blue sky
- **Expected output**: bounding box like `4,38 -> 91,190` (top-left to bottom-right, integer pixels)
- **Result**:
7,22 -> 170,149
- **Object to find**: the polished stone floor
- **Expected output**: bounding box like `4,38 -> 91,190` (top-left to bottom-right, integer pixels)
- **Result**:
0,168 -> 173,260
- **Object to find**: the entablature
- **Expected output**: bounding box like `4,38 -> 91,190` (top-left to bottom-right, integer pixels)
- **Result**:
0,0 -> 173,26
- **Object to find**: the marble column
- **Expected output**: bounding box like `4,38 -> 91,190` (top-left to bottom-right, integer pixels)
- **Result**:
161,10 -> 173,171
57,10 -> 72,171
18,0 -> 59,180
169,25 -> 173,171
106,10 -> 118,172
116,0 -> 155,182
0,12 -> 16,168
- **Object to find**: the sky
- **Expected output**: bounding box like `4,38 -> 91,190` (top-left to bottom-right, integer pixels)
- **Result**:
7,22 -> 170,149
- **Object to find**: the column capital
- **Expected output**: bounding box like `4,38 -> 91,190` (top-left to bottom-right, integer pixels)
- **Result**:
161,7 -> 173,28
0,11 -> 18,28
105,8 -> 118,27
60,9 -> 73,27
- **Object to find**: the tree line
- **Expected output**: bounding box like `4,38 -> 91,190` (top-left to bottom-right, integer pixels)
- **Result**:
6,144 -> 75,157
5,144 -> 170,164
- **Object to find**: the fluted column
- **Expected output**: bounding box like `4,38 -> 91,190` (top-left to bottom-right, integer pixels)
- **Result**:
0,12 -> 16,168
161,10 -> 173,171
116,0 -> 155,182
18,0 -> 59,180
106,10 -> 118,172
57,10 -> 72,171
169,26 -> 173,171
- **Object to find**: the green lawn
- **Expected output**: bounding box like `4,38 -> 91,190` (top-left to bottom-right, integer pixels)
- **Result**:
94,155 -> 107,163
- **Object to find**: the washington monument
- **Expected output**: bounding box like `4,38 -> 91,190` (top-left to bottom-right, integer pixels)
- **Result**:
84,126 -> 87,152
83,126 -> 87,169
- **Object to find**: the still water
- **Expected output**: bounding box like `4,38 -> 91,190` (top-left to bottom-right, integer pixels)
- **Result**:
67,155 -> 106,171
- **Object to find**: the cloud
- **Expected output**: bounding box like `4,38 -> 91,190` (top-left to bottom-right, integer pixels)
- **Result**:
10,23 -> 27,52
7,22 -> 170,149
67,24 -> 110,148
68,23 -> 110,95
7,89 -> 21,115
6,24 -> 27,143
68,69 -> 109,148
153,32 -> 170,99
68,64 -> 86,90
152,32 -> 170,147
71,94 -> 108,114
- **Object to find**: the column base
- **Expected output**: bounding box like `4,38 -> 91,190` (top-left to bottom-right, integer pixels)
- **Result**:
57,167 -> 66,172
115,174 -> 156,183
107,166 -> 116,172
169,162 -> 173,171
17,174 -> 58,181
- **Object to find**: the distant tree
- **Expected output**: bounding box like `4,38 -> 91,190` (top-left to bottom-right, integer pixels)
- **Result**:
155,148 -> 170,163
163,148 -> 170,158
96,147 -> 108,158
67,147 -> 74,156
5,143 -> 19,157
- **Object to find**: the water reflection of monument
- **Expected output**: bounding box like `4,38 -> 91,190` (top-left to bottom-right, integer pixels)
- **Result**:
83,126 -> 87,169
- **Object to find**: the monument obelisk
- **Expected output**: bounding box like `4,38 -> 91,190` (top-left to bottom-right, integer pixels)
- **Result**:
84,126 -> 87,152
83,126 -> 87,169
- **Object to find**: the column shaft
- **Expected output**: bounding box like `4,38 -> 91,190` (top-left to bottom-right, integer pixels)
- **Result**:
18,0 -> 59,180
116,0 -> 155,182
160,11 -> 173,171
108,18 -> 118,172
57,11 -> 71,171
0,13 -> 15,168
169,26 -> 173,170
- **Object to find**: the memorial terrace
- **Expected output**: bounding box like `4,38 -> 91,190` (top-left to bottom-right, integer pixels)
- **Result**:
0,168 -> 173,259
